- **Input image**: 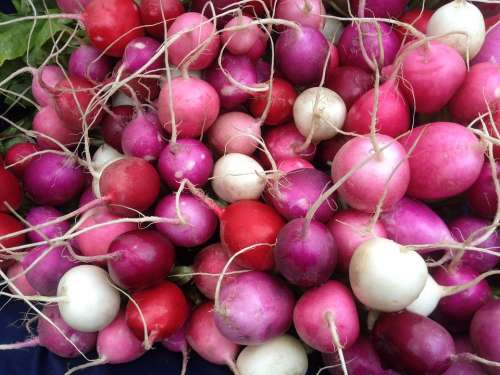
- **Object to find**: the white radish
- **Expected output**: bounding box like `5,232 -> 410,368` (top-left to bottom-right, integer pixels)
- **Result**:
293,87 -> 346,142
349,238 -> 428,312
426,0 -> 486,59
406,275 -> 442,316
57,265 -> 121,333
323,18 -> 344,44
92,144 -> 123,172
211,153 -> 266,203
236,335 -> 308,375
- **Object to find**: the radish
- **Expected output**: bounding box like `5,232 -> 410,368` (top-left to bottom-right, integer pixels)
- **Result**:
467,161 -> 499,219
193,243 -> 242,300
121,111 -> 165,161
4,142 -> 38,177
472,23 -> 499,64
316,135 -> 350,168
122,37 -> 163,74
326,66 -> 373,109
293,86 -> 347,142
443,336 -> 487,375
126,281 -> 189,342
139,0 -> 184,38
167,12 -> 220,70
237,335 -> 308,375
220,200 -> 285,271
349,237 -> 428,311
426,0 -> 486,59
470,300 -> 500,369
162,325 -> 188,367
158,139 -> 213,189
155,193 -> 218,247
277,158 -> 314,173
100,106 -> 135,152
186,302 -> 240,372
327,209 -> 387,272
332,134 -> 410,213
0,165 -> 22,212
275,0 -> 325,30
208,112 -> 261,155
7,262 -> 37,296
323,17 -> 344,44
68,44 -> 112,82
107,230 -> 175,291
31,65 -> 64,107
276,26 -> 330,86
267,168 -> 336,222
352,0 -> 409,18
222,15 -> 266,55
0,213 -> 25,249
275,218 -> 337,287
397,9 -> 434,43
248,78 -> 297,126
32,106 -> 81,150
91,144 -> 123,172
158,76 -> 220,138
214,271 -> 294,345
406,275 -> 443,317
400,122 -> 484,201
56,0 -> 91,13
293,280 -> 359,352
57,265 -> 121,332
23,154 -> 85,206
373,311 -> 455,374
212,153 -> 266,203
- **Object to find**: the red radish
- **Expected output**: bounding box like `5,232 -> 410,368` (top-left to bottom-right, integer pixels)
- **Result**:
244,34 -> 267,61
449,63 -> 500,123
31,65 -> 64,107
248,78 -> 297,126
222,15 -> 266,56
4,143 -> 38,177
277,158 -> 314,173
121,112 -> 165,161
126,281 -> 189,342
25,206 -> 70,243
7,262 -> 37,296
351,0 -> 409,18
472,23 -> 500,64
400,122 -> 484,201
155,193 -> 217,247
113,60 -> 161,102
158,139 -> 213,189
275,0 -> 325,30
205,53 -> 257,109
316,135 -> 350,167
275,218 -> 337,287
338,22 -> 401,72
32,106 -> 81,150
372,311 -> 455,375
208,112 -> 261,155
122,37 -> 163,74
0,213 -> 25,249
325,45 -> 340,79
0,166 -> 22,212
398,41 -> 466,114
344,81 -> 410,137
167,12 -> 220,70
108,230 -> 175,291
68,44 -> 112,82
220,200 -> 285,270
23,154 -> 85,206
140,0 -> 184,38
214,271 -> 294,345
470,300 -> 500,370
193,243 -> 242,300
326,66 -> 373,109
56,0 -> 91,13
293,280 -> 359,352
158,76 -> 220,138
467,161 -> 499,219
276,26 -> 329,86
100,105 -> 135,152
327,209 -> 387,272
332,134 -> 410,213
83,0 -> 144,57
186,303 -> 240,371
397,9 -> 433,42
98,157 -> 161,213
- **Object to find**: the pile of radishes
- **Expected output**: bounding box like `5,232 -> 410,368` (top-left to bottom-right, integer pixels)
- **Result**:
0,0 -> 499,373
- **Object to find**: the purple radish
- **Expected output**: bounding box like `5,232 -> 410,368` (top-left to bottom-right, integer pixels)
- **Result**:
69,44 -> 113,82
121,112 -> 165,161
470,300 -> 500,372
123,37 -> 163,73
25,206 -> 70,243
467,161 -> 499,219
162,325 -> 190,375
444,336 -> 488,375
7,262 -> 38,296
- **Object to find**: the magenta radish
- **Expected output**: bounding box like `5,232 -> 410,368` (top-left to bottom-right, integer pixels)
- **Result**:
32,106 -> 81,150
31,65 -> 64,107
267,168 -> 336,222
57,265 -> 121,332
237,335 -> 308,375
276,26 -> 330,86
162,325 -> 188,353
208,112 -> 261,155
332,134 -> 410,213
467,161 -> 499,219
426,0 -> 486,59
338,22 -> 401,72
470,300 -> 500,370
107,230 -> 175,291
23,154 -> 85,206
155,193 -> 217,247
472,23 -> 499,64
205,53 -> 257,110
373,311 -> 455,375
351,0 -> 409,18
293,280 -> 359,352
214,271 -> 294,345
211,153 -> 266,203
167,12 -> 220,70
443,336 -> 487,375
121,111 -> 165,161
349,237 -> 428,311
293,86 -> 347,142
68,44 -> 112,82
274,218 -> 337,287
25,206 -> 70,243
158,76 -> 220,138
7,262 -> 37,296
187,302 -> 240,371
222,15 -> 266,55
193,243 -> 242,300
327,209 -> 387,272
326,66 -> 373,109
275,0 -> 325,30
278,158 -> 314,173
158,139 -> 213,189
123,37 -> 163,74
100,106 -> 135,152
400,122 -> 484,201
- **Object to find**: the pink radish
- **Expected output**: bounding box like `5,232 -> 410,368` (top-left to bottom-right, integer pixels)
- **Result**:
208,112 -> 261,155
